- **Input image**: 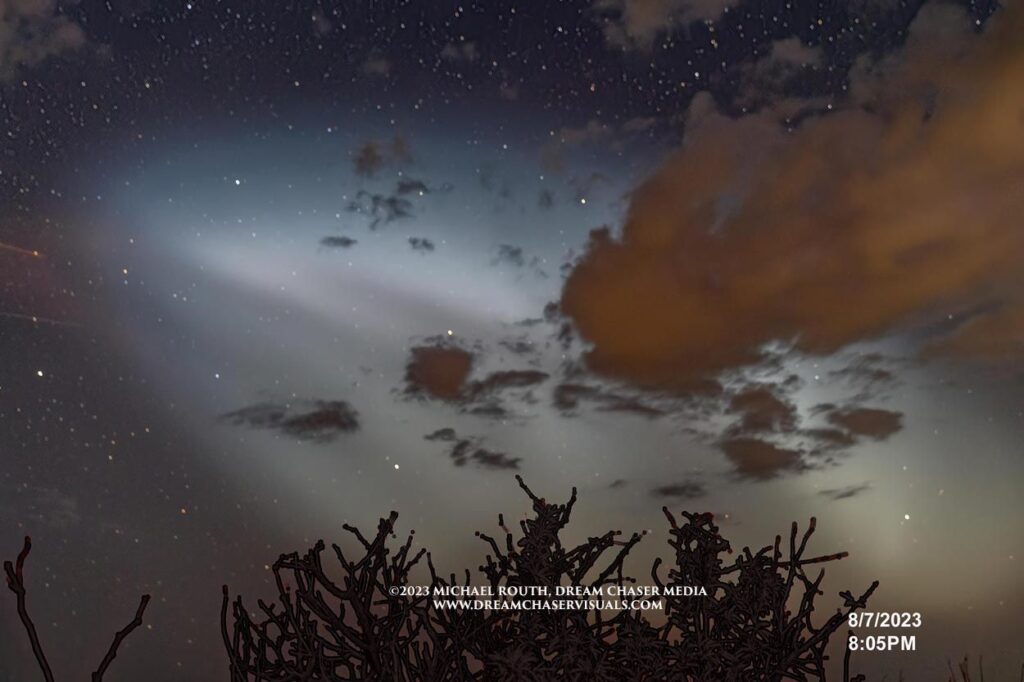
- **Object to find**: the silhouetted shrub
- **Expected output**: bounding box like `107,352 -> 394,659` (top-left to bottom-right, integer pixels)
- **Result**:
222,476 -> 877,681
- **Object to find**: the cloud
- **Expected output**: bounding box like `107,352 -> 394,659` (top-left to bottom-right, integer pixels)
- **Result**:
498,338 -> 536,356
766,37 -> 823,67
347,190 -> 413,229
403,343 -> 548,418
541,118 -> 658,173
492,244 -> 525,268
319,235 -> 357,249
709,376 -> 903,473
0,484 -> 81,528
727,384 -> 798,434
477,164 -> 512,198
456,446 -> 520,470
733,38 -> 824,110
802,427 -> 857,451
499,82 -> 520,101
461,369 -> 549,419
592,0 -> 736,50
569,172 -> 610,203
827,353 -> 896,390
408,237 -> 435,253
310,8 -> 333,36
221,400 -> 360,442
424,428 -> 521,470
0,0 -> 86,80
490,244 -> 548,279
651,480 -> 706,499
622,116 -> 658,133
424,427 -> 457,441
819,483 -> 872,501
562,3 -> 1024,389
538,189 -> 555,209
361,52 -> 391,77
404,344 -> 474,401
553,382 -> 666,418
465,370 -> 548,398
396,178 -> 430,195
824,407 -> 903,441
720,437 -> 803,480
440,41 -> 479,62
352,136 -> 412,177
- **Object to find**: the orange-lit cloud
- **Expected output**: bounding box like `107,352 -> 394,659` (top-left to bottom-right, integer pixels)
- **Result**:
404,345 -> 474,401
562,3 -> 1024,389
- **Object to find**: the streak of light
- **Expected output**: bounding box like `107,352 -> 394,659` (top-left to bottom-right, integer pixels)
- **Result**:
0,311 -> 80,328
0,241 -> 43,258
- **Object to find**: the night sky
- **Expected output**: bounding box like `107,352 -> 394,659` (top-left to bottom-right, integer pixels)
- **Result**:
2,0 -> 1023,679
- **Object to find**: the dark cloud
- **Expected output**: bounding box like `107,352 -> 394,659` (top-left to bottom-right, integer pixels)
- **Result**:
460,447 -> 520,470
819,483 -> 872,501
498,338 -> 536,357
396,178 -> 430,195
424,427 -> 457,442
319,235 -> 357,249
1,0 -> 86,81
538,189 -> 555,209
727,384 -> 798,435
427,430 -> 521,470
352,136 -> 411,177
802,427 -> 857,451
492,244 -> 525,268
477,165 -> 513,199
543,301 -> 562,322
828,354 -> 897,394
720,437 -> 803,480
490,244 -> 548,279
404,344 -> 474,401
609,478 -> 628,489
553,382 -> 665,418
651,480 -> 706,499
562,5 -> 1024,388
570,172 -> 610,203
221,400 -> 360,442
408,237 -> 435,253
403,343 -> 547,419
466,370 -> 548,397
462,370 -> 549,419
466,403 -> 509,419
825,407 -> 903,441
347,190 -> 413,229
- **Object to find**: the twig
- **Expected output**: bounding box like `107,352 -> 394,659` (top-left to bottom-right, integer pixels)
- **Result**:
3,536 -> 55,682
5,535 -> 151,682
91,593 -> 151,681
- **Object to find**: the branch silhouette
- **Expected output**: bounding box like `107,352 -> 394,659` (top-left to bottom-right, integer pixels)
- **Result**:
223,476 -> 878,680
3,535 -> 151,682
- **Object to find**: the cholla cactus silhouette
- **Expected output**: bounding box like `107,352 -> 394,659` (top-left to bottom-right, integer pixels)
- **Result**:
222,476 -> 877,681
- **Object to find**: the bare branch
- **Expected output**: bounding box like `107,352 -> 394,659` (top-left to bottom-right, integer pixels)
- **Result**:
3,536 -> 55,682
